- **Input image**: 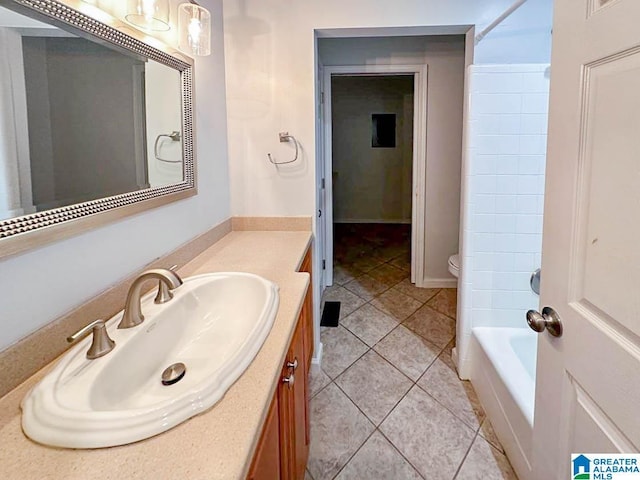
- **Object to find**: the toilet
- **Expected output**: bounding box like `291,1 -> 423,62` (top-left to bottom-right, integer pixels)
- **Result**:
448,253 -> 460,278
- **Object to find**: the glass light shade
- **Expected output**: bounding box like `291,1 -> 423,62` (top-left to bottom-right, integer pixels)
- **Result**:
125,0 -> 170,32
178,3 -> 211,56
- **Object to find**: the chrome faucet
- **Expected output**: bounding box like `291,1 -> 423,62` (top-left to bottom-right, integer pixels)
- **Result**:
118,268 -> 183,329
67,319 -> 115,359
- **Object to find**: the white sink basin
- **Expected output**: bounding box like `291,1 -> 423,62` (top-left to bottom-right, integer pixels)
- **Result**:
21,272 -> 279,449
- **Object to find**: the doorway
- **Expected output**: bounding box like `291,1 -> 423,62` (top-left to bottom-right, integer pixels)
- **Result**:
331,74 -> 416,289
320,64 -> 429,289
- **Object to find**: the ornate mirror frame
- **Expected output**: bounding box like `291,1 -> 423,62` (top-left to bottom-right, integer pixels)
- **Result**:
0,0 -> 196,259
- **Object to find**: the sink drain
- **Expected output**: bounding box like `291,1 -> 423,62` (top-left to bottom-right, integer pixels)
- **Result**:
161,362 -> 186,386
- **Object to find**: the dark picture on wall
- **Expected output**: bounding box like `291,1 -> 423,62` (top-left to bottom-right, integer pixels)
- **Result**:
371,113 -> 396,148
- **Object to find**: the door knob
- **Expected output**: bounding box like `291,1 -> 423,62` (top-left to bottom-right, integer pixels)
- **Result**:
526,306 -> 563,337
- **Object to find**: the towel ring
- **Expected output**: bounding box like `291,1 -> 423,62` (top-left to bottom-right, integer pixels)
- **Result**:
268,132 -> 299,165
154,131 -> 182,164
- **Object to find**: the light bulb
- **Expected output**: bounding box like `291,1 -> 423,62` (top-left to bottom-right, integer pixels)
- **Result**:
188,17 -> 201,48
178,3 -> 211,56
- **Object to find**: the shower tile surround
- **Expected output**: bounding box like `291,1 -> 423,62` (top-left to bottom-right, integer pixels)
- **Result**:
309,224 -> 516,480
457,64 -> 550,378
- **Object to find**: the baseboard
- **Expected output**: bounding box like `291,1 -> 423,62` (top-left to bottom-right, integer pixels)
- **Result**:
312,342 -> 323,367
418,277 -> 458,288
333,218 -> 412,224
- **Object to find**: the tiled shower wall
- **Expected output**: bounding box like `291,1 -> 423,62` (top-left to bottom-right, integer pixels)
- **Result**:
457,64 -> 550,377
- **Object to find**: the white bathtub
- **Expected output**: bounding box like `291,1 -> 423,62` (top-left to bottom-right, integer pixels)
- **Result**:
469,327 -> 538,480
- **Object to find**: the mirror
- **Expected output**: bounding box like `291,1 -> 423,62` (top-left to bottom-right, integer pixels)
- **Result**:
0,0 -> 195,258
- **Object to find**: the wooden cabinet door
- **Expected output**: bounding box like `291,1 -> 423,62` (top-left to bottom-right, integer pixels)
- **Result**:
247,393 -> 280,480
298,247 -> 314,371
279,316 -> 309,480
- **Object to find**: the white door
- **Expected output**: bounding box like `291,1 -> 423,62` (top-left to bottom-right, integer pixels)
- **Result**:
532,0 -> 640,477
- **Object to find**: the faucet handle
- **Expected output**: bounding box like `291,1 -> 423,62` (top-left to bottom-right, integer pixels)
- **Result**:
155,265 -> 182,304
67,319 -> 115,360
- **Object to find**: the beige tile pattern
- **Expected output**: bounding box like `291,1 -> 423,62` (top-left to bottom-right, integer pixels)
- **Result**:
371,289 -> 423,321
392,278 -> 441,303
380,386 -> 476,480
388,253 -> 411,272
417,351 -> 486,430
480,418 -> 503,453
350,255 -> 385,273
341,304 -> 399,347
455,436 -> 518,480
335,351 -> 412,425
366,263 -> 408,287
404,304 -> 456,348
373,325 -> 441,381
309,365 -> 331,398
371,246 -> 406,262
322,286 -> 366,320
307,383 -> 375,480
320,326 -> 369,379
333,265 -> 363,286
427,288 -> 459,319
343,274 -> 389,301
312,225 -> 516,480
334,431 -> 422,480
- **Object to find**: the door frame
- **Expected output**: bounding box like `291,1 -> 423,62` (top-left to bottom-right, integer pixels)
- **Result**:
319,63 -> 429,287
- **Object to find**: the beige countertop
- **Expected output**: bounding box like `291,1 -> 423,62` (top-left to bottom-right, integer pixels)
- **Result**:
0,230 -> 312,480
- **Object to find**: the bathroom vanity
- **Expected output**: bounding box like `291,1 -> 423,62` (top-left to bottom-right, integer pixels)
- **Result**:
249,246 -> 313,480
0,230 -> 314,480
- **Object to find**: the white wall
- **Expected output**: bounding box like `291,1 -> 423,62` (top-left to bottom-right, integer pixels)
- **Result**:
222,0 -> 553,324
224,0 -> 553,218
332,75 -> 414,224
0,0 -> 230,353
320,35 -> 466,282
457,64 -> 549,378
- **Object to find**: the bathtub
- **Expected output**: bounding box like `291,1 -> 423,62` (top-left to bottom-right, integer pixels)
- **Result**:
469,327 -> 538,480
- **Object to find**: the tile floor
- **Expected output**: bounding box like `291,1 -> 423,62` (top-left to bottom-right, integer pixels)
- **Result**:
306,224 -> 517,480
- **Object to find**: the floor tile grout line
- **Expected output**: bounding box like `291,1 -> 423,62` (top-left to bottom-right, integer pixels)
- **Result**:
323,293 -> 451,390
411,341 -> 486,433
342,272 -> 412,305
375,427 -> 428,480
322,334 -> 372,382
334,351 -> 415,427
331,315 -> 442,389
326,380 -> 387,479
333,271 -> 454,324
324,231 -> 478,480
329,374 -> 426,479
401,314 -> 455,349
452,429 -> 481,480
309,374 -> 332,400
327,426 -> 378,480
412,380 -> 484,435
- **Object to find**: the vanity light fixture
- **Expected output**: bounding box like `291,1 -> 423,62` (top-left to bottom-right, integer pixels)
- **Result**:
125,0 -> 170,32
178,1 -> 212,56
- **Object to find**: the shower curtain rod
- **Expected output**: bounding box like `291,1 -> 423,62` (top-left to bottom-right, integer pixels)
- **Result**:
475,0 -> 529,45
